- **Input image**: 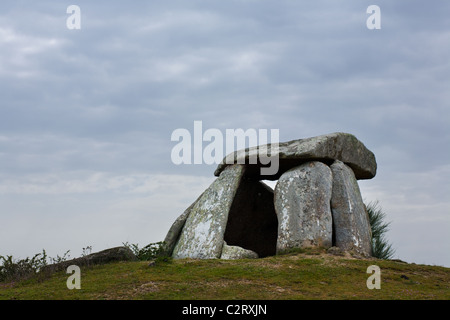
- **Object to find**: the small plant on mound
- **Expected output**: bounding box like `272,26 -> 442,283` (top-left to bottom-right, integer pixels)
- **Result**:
366,200 -> 396,260
0,252 -> 47,282
122,241 -> 171,263
0,249 -> 70,283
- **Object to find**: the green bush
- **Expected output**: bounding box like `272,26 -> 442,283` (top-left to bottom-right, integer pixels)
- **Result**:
0,249 -> 72,283
366,200 -> 396,260
122,241 -> 169,261
0,250 -> 48,282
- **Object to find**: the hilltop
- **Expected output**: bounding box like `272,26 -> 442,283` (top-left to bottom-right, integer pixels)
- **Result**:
0,247 -> 448,300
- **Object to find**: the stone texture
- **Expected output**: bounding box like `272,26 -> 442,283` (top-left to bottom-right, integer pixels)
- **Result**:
214,132 -> 376,180
274,161 -> 333,254
162,190 -> 205,256
330,160 -> 372,257
172,165 -> 245,259
164,133 -> 377,261
224,179 -> 278,258
220,242 -> 259,260
41,246 -> 137,274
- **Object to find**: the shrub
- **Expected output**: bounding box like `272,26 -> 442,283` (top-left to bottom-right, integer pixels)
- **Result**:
366,200 -> 396,260
122,241 -> 168,261
0,249 -> 72,283
0,250 -> 48,282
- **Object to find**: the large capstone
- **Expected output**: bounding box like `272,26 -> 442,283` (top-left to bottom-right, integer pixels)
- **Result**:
274,161 -> 333,253
172,164 -> 245,259
330,160 -> 372,257
214,132 -> 377,180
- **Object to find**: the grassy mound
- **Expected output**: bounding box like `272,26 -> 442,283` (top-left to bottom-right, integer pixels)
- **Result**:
1,247 -> 448,300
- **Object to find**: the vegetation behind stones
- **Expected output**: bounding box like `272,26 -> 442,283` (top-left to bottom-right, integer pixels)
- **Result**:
366,200 -> 396,260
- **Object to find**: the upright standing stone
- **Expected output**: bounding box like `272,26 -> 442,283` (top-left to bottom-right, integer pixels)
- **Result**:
162,190 -> 205,256
274,161 -> 333,253
172,165 -> 245,259
330,160 -> 372,257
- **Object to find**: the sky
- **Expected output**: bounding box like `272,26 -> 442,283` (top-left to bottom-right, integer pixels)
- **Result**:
0,1 -> 449,268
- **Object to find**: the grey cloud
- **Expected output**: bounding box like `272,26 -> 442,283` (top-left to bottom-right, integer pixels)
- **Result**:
0,1 -> 449,266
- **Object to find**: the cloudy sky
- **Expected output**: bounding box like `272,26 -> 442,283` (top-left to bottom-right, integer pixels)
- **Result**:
0,0 -> 449,268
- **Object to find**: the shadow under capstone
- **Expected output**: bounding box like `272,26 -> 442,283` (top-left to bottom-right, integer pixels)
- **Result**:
223,177 -> 278,258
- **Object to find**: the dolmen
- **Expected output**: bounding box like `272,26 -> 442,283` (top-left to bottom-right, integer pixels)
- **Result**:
163,132 -> 377,260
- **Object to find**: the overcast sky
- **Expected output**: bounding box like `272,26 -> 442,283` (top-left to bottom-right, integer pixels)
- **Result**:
0,1 -> 449,268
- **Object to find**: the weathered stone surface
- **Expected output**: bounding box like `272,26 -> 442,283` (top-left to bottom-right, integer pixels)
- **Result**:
172,165 -> 245,259
214,132 -> 376,180
330,160 -> 372,257
220,242 -> 259,260
275,161 -> 333,254
41,246 -> 137,274
162,190 -> 205,256
224,179 -> 278,258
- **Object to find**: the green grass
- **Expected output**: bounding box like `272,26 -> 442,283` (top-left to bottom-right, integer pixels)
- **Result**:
1,248 -> 448,300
